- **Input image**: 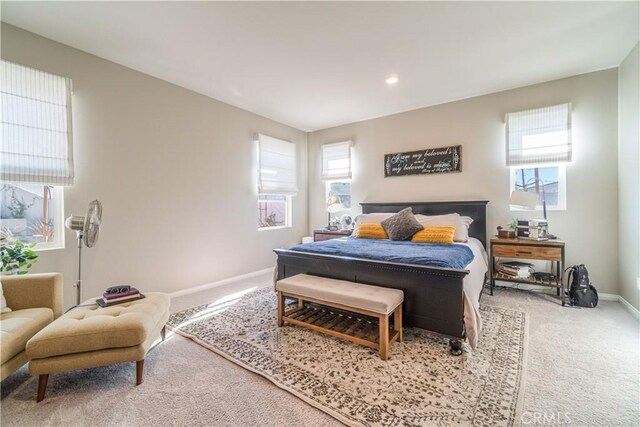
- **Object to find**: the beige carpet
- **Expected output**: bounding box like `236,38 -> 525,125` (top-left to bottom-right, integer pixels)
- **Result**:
1,272 -> 639,426
167,288 -> 527,427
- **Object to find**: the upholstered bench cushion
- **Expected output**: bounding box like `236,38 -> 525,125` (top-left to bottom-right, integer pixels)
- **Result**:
276,274 -> 403,315
1,308 -> 53,364
26,293 -> 170,360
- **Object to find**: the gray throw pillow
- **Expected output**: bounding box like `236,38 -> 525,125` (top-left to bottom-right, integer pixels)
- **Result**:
380,208 -> 424,241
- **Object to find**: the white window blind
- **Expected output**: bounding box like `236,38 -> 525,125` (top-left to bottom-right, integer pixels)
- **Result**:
1,60 -> 74,186
505,103 -> 572,166
321,140 -> 352,180
257,134 -> 297,196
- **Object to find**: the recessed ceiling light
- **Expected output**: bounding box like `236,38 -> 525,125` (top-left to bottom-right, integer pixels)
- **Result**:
386,74 -> 399,85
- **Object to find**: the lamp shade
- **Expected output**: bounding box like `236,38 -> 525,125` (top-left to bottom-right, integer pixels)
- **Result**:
510,190 -> 539,210
326,195 -> 342,213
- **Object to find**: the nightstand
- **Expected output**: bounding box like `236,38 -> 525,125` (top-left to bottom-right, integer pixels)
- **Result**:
489,237 -> 566,305
313,228 -> 352,242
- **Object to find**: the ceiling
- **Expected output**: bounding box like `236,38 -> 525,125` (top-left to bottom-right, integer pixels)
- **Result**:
2,1 -> 638,132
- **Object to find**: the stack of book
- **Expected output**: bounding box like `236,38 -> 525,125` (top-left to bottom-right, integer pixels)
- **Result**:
97,287 -> 145,307
497,261 -> 534,279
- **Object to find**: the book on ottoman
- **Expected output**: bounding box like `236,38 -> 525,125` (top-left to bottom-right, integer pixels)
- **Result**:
97,285 -> 145,307
96,293 -> 145,307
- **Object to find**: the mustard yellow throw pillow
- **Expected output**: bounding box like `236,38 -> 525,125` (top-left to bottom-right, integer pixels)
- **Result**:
355,223 -> 389,239
411,225 -> 456,244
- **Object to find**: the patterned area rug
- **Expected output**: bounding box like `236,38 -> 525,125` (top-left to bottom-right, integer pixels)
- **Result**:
167,288 -> 527,427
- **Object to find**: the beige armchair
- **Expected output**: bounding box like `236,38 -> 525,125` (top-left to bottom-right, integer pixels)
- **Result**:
1,273 -> 63,381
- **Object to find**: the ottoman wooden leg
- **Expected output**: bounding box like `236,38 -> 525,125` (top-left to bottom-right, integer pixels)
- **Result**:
161,325 -> 166,341
37,374 -> 49,402
136,360 -> 144,385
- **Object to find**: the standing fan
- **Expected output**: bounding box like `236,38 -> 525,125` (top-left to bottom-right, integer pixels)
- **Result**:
65,200 -> 103,305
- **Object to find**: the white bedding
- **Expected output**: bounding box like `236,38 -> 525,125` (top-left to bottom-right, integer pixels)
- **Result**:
458,237 -> 488,350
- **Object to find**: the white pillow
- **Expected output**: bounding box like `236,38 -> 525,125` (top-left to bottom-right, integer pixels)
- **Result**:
354,213 -> 396,226
415,213 -> 471,242
1,281 -> 12,314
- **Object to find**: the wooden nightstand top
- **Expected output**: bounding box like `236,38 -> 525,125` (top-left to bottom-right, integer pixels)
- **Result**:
490,236 -> 565,247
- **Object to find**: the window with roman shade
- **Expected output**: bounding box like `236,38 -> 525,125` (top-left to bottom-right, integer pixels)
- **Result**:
257,133 -> 297,196
505,103 -> 572,166
321,140 -> 352,180
1,60 -> 74,186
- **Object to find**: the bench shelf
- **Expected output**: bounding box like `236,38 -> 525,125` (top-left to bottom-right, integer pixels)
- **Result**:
278,291 -> 402,360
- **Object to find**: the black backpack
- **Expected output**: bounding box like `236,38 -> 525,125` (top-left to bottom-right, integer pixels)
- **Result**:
565,264 -> 598,308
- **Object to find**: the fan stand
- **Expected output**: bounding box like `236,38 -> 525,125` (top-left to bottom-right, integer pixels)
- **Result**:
73,229 -> 84,306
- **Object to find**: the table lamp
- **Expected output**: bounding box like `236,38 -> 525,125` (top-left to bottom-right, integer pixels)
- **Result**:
326,194 -> 342,229
510,178 -> 547,220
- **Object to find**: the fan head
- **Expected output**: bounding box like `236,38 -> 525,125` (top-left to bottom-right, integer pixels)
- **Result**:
64,200 -> 102,247
84,200 -> 102,248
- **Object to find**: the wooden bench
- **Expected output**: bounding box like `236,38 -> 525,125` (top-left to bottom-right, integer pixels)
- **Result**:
276,274 -> 404,360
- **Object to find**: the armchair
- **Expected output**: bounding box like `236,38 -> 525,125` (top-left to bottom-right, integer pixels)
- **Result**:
1,273 -> 63,381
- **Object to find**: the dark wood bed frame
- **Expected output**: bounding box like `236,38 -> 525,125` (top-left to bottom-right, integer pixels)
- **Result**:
274,200 -> 489,354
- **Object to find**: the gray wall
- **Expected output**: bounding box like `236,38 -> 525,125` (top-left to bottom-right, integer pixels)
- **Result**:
618,43 -> 640,310
308,70 -> 620,294
1,24 -> 308,308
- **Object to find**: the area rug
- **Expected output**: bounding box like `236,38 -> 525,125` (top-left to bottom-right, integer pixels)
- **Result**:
167,288 -> 527,427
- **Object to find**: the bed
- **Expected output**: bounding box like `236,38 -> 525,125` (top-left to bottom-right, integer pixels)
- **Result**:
274,200 -> 489,354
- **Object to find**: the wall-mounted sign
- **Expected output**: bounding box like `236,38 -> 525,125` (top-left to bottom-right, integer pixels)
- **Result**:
384,145 -> 462,177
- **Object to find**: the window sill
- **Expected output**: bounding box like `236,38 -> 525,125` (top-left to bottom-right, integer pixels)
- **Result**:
258,226 -> 291,231
34,243 -> 65,252
510,206 -> 566,212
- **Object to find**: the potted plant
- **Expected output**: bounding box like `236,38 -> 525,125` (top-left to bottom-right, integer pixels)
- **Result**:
0,232 -> 38,275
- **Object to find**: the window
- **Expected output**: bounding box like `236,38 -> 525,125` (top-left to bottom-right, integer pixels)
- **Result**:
325,181 -> 352,211
0,184 -> 64,249
1,60 -> 74,250
257,195 -> 290,229
510,165 -> 566,210
506,104 -> 571,212
256,134 -> 296,230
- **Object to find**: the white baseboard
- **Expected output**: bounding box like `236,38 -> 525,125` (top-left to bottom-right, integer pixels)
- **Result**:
597,293 -> 639,319
169,267 -> 274,298
597,293 -> 619,301
618,295 -> 640,320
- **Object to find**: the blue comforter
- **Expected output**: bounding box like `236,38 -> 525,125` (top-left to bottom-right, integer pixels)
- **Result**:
288,237 -> 474,270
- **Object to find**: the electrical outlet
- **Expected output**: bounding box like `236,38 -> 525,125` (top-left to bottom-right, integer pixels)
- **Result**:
637,277 -> 640,290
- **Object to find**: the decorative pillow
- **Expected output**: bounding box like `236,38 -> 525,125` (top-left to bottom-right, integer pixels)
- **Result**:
1,282 -> 11,314
380,208 -> 424,241
354,224 -> 389,239
411,225 -> 456,244
415,213 -> 470,242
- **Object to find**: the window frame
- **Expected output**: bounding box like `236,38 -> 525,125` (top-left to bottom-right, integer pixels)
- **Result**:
509,163 -> 566,212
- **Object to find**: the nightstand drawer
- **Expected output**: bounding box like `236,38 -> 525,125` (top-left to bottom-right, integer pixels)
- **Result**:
315,233 -> 340,242
492,244 -> 562,261
313,229 -> 352,242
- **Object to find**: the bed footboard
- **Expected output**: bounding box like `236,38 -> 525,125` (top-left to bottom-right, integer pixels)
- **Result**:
274,249 -> 468,340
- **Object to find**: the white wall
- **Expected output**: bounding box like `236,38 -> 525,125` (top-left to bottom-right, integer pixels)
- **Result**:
1,24 -> 308,308
308,70 -> 620,294
618,42 -> 640,310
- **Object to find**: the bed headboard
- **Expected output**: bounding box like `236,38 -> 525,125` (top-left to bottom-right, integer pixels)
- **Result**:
360,200 -> 490,248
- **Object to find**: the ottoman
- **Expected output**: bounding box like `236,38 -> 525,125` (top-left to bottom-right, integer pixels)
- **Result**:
26,292 -> 170,402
